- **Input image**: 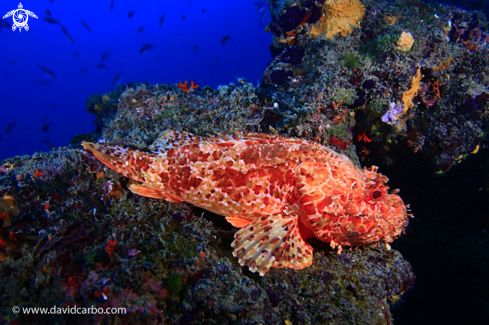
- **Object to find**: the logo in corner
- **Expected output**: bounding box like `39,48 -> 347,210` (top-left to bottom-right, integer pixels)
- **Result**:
3,3 -> 37,32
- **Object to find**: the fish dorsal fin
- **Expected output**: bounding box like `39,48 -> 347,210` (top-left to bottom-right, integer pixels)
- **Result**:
150,130 -> 204,153
231,214 -> 313,276
151,130 -> 309,154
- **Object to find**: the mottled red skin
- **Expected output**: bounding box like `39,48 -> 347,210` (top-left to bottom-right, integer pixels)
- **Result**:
82,131 -> 410,275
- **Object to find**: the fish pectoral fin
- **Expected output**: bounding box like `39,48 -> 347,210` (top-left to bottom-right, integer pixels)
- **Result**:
231,214 -> 313,276
225,216 -> 253,228
129,184 -> 182,203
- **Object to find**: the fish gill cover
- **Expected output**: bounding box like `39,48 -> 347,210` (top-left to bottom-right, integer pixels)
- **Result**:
0,0 -> 489,324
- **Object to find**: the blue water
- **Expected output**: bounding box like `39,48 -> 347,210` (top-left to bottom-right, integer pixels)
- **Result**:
0,0 -> 271,161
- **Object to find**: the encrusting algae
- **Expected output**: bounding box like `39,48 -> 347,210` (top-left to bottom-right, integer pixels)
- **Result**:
82,130 -> 411,276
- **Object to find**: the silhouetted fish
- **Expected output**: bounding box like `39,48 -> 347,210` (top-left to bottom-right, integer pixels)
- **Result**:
159,14 -> 166,27
42,16 -> 58,24
128,11 -> 135,18
110,0 -> 114,10
80,68 -> 89,74
253,1 -> 271,27
73,51 -> 79,57
45,9 -> 52,16
202,8 -> 205,13
136,26 -> 144,33
97,63 -> 107,69
112,72 -> 123,87
81,20 -> 91,31
49,0 -> 55,2
100,51 -> 111,62
42,124 -> 50,132
8,61 -> 16,65
4,121 -> 17,134
139,43 -> 155,54
51,104 -> 58,109
221,35 -> 230,45
40,138 -> 52,146
33,79 -> 52,86
58,22 -> 74,43
0,136 -> 2,143
2,19 -> 11,29
38,66 -> 57,78
181,14 -> 186,20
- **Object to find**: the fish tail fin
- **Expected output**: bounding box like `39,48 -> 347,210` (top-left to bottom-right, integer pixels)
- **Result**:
82,142 -> 155,182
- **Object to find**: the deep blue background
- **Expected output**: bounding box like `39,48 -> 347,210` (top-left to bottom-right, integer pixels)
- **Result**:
0,0 -> 271,161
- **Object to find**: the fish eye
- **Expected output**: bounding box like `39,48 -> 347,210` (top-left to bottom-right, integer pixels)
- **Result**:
372,190 -> 382,199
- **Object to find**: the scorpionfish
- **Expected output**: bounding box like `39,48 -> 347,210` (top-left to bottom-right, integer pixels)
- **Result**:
82,131 -> 410,276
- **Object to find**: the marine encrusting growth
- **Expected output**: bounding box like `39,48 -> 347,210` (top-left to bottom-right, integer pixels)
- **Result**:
82,130 -> 410,276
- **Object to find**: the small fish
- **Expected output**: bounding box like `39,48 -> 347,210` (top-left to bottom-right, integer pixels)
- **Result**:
40,138 -> 52,146
96,63 -> 107,69
0,136 -> 2,143
221,35 -> 230,45
192,45 -> 199,50
45,9 -> 52,16
110,0 -> 114,10
128,11 -> 135,18
49,0 -> 55,2
127,249 -> 141,256
136,26 -> 144,33
80,20 -> 91,31
159,14 -> 166,27
201,8 -> 206,13
112,71 -> 123,87
8,61 -> 16,65
2,19 -> 11,29
100,50 -> 111,62
254,1 -> 271,27
72,51 -> 79,57
139,43 -> 155,54
38,66 -> 57,78
79,68 -> 89,74
33,79 -> 52,86
181,14 -> 186,20
82,131 -> 410,276
42,16 -> 58,24
51,104 -> 58,109
42,124 -> 50,132
58,22 -> 74,43
4,121 -> 17,134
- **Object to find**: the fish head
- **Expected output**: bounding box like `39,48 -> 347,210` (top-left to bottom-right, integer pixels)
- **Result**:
297,161 -> 410,248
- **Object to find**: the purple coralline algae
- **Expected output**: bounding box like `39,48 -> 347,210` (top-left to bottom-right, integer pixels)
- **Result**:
381,102 -> 404,124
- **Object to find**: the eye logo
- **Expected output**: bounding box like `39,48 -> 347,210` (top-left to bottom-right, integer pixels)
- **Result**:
3,3 -> 38,32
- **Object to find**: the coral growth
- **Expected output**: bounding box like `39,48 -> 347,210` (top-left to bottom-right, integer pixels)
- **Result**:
396,31 -> 415,51
309,0 -> 366,38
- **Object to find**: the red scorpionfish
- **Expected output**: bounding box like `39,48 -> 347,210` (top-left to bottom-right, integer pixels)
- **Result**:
82,131 -> 411,276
